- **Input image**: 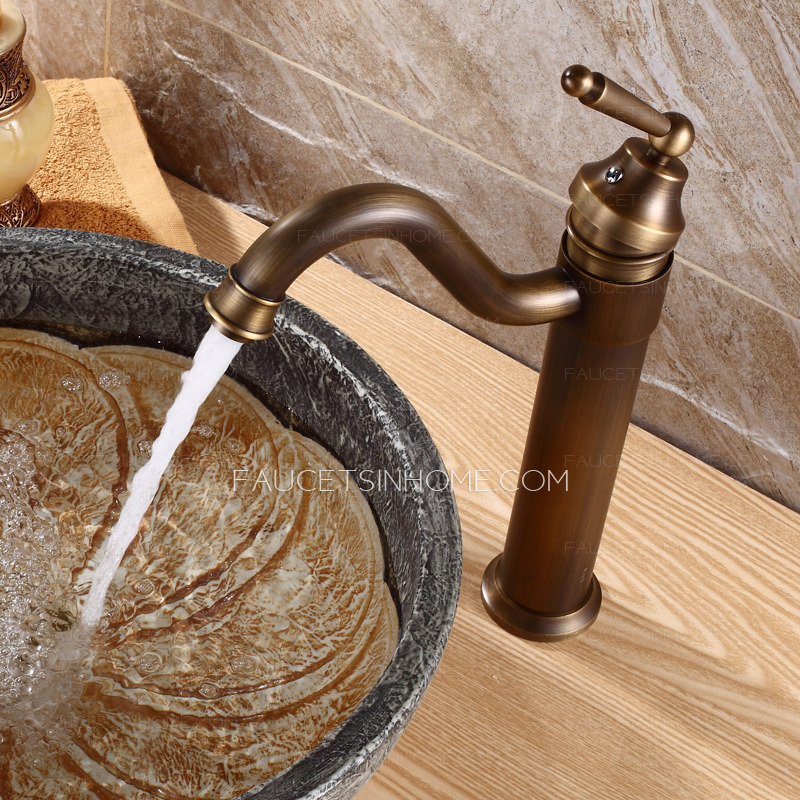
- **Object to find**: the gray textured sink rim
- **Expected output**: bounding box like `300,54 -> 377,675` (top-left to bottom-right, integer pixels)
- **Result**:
0,228 -> 462,800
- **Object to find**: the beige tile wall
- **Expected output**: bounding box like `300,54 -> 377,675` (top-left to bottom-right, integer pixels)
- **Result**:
17,0 -> 800,509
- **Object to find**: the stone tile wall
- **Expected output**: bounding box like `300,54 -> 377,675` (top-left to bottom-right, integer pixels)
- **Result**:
17,0 -> 800,509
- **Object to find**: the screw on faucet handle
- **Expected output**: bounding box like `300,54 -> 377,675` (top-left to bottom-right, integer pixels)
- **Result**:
561,64 -> 694,158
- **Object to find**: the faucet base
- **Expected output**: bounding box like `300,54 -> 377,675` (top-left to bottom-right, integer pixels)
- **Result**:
481,555 -> 602,641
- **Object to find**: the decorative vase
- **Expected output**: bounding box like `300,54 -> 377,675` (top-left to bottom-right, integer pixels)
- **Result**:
0,0 -> 54,227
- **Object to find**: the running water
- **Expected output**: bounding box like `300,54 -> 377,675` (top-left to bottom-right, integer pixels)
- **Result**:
80,326 -> 242,629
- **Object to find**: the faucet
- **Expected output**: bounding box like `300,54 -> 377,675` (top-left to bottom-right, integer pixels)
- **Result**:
204,65 -> 694,641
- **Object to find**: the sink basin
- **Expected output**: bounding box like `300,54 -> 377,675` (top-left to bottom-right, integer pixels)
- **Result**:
0,228 -> 461,800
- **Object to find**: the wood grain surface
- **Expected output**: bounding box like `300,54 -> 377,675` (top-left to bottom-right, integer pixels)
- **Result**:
165,173 -> 800,800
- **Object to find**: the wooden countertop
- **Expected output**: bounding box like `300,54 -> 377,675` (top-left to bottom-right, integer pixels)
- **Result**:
164,174 -> 800,800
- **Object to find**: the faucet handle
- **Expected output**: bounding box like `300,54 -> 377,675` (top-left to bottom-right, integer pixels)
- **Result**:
561,64 -> 694,158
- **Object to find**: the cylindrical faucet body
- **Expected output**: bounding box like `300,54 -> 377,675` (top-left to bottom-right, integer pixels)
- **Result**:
482,242 -> 671,639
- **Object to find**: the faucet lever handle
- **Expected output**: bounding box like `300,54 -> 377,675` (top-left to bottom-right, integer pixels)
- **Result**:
561,64 -> 694,158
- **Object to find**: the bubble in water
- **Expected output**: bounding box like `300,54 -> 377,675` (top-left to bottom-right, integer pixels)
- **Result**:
13,419 -> 38,434
192,422 -> 215,439
223,439 -> 244,453
98,368 -> 130,389
198,682 -> 219,699
230,655 -> 258,676
133,578 -> 155,595
135,653 -> 162,674
0,628 -> 90,764
136,438 -> 153,458
55,425 -> 71,444
60,374 -> 84,392
0,429 -> 87,760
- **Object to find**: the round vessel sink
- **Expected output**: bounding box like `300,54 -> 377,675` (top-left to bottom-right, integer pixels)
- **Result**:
0,228 -> 461,800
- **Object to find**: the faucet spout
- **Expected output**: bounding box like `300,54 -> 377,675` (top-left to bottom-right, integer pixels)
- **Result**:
204,183 -> 580,341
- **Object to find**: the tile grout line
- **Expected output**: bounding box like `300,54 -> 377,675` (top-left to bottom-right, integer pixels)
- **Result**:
157,0 -> 566,206
673,254 -> 799,322
158,0 -> 799,327
103,0 -> 112,77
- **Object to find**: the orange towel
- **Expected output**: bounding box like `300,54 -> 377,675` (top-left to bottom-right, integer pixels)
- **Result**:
29,78 -> 197,255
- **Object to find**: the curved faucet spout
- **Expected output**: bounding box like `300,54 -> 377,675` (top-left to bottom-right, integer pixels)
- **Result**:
205,183 -> 580,341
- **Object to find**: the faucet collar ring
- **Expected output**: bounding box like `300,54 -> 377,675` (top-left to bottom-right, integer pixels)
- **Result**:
227,268 -> 285,307
203,268 -> 283,342
564,209 -> 670,283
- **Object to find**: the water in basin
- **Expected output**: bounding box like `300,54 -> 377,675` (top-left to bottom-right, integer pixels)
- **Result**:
0,326 -> 399,799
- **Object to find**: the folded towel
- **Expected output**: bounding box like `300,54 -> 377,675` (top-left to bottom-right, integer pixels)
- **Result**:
29,78 -> 197,254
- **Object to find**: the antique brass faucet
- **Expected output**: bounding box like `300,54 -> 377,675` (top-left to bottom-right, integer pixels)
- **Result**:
205,65 -> 694,641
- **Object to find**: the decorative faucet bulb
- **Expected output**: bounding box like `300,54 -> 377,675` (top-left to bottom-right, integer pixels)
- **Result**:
0,0 -> 54,227
206,66 -> 695,641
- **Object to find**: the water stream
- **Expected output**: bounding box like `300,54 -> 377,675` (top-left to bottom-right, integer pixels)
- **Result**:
80,326 -> 242,629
